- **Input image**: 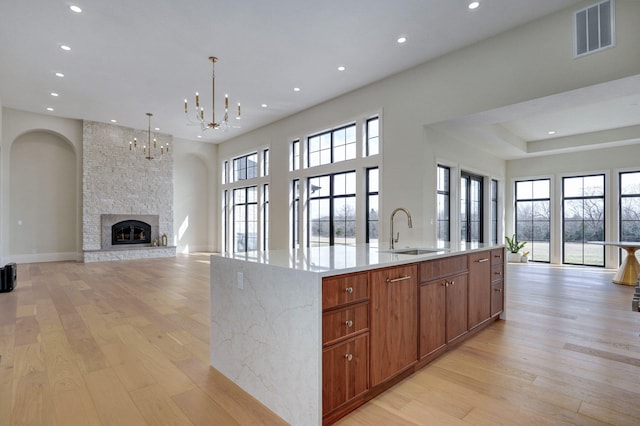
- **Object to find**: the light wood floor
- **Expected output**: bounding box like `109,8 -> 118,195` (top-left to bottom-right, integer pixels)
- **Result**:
1,256 -> 639,425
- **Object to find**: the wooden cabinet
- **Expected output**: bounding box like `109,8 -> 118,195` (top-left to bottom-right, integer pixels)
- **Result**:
322,272 -> 370,416
369,264 -> 418,387
419,256 -> 468,359
468,251 -> 491,329
322,333 -> 369,414
323,248 -> 504,424
490,248 -> 505,317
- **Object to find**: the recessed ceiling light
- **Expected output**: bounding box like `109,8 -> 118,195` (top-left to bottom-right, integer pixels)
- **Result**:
60,45 -> 71,51
338,66 -> 346,71
50,92 -> 59,97
197,135 -> 202,139
155,127 -> 160,131
261,104 -> 268,108
110,119 -> 117,123
293,87 -> 301,92
548,131 -> 556,135
468,2 -> 480,9
69,5 -> 82,13
397,36 -> 407,44
46,107 -> 54,111
55,72 -> 64,78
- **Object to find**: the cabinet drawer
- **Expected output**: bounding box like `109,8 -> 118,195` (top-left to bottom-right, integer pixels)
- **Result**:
323,272 -> 368,309
491,248 -> 504,265
491,264 -> 504,283
419,255 -> 468,283
322,302 -> 369,346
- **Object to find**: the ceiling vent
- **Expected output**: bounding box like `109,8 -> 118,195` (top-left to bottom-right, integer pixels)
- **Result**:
574,0 -> 615,57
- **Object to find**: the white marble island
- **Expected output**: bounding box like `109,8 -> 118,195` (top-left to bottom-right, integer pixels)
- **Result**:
210,243 -> 504,425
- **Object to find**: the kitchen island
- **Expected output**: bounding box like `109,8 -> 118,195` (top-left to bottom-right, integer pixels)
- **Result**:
210,243 -> 505,425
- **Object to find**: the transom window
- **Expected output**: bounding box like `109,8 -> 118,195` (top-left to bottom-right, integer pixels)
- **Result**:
307,124 -> 356,168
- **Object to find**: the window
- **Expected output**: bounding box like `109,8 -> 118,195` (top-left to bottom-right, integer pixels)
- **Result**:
222,190 -> 228,251
291,140 -> 300,171
437,165 -> 450,244
262,184 -> 269,250
222,160 -> 229,184
233,186 -> 258,252
307,124 -> 356,168
562,174 -> 605,266
461,171 -> 483,243
366,167 -> 379,245
619,171 -> 640,263
308,171 -> 356,246
262,149 -> 269,177
292,179 -> 300,248
491,179 -> 498,245
221,148 -> 270,252
515,179 -> 551,262
233,152 -> 258,181
365,117 -> 379,156
290,115 -> 380,248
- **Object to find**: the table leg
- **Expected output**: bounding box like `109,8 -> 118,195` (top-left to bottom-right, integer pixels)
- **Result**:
613,247 -> 640,286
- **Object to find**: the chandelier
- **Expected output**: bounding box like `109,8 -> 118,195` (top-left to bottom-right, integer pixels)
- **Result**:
184,56 -> 241,131
129,113 -> 168,160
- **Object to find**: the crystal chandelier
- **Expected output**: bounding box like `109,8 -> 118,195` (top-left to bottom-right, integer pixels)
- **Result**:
129,113 -> 168,160
184,56 -> 241,131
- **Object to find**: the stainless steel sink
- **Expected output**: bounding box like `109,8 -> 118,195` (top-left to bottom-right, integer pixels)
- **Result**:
381,248 -> 443,255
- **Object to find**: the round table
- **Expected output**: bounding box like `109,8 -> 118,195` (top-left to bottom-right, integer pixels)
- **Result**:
588,241 -> 640,286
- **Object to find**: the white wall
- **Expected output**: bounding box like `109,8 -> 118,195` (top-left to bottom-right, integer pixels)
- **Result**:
1,108 -> 83,263
173,137 -> 218,253
216,0 -> 640,251
10,131 -> 77,261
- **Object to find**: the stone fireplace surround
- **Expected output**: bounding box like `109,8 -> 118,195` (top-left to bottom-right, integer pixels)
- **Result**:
82,120 -> 175,262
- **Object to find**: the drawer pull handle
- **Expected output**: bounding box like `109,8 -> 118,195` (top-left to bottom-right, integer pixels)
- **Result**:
386,275 -> 411,284
345,353 -> 353,361
494,271 -> 502,275
450,280 -> 455,286
476,258 -> 489,263
345,287 -> 353,294
494,288 -> 502,292
345,320 -> 353,327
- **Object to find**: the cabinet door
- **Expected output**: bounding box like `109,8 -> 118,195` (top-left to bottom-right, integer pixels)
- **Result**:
446,273 -> 468,343
322,333 -> 369,414
370,264 -> 418,387
419,280 -> 446,358
491,280 -> 504,316
467,251 -> 491,329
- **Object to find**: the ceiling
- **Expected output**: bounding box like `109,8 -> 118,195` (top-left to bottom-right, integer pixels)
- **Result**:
2,0 -> 636,158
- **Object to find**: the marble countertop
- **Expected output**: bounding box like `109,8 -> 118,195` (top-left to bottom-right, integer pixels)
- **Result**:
212,242 -> 504,277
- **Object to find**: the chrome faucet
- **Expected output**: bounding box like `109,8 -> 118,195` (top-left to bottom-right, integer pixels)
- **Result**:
389,207 -> 413,249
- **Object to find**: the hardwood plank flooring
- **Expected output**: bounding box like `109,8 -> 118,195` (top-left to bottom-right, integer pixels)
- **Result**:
1,256 -> 639,425
0,254 -> 286,426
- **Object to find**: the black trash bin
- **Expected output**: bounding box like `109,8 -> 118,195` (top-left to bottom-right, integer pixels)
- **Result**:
0,263 -> 17,293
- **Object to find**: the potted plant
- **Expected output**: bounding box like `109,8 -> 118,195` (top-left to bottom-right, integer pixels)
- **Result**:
505,234 -> 526,262
520,251 -> 530,263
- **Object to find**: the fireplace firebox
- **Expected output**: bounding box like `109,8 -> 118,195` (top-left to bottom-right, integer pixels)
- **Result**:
112,220 -> 152,245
